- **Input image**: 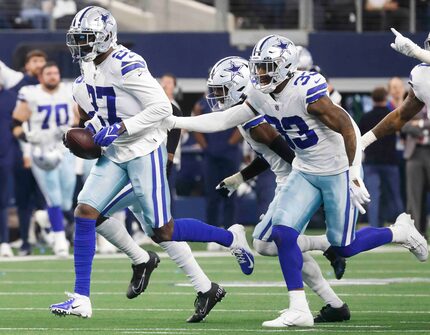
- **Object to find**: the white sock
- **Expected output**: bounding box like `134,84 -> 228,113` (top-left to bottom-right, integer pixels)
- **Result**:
253,239 -> 278,256
389,226 -> 405,243
288,290 -> 310,312
302,253 -> 343,308
96,217 -> 149,264
298,235 -> 330,252
159,241 -> 212,293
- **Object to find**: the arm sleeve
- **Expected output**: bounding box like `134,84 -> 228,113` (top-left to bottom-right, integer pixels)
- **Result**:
348,111 -> 362,167
268,135 -> 295,164
240,156 -> 270,181
413,47 -> 430,64
121,70 -> 172,135
173,103 -> 256,132
166,103 -> 182,155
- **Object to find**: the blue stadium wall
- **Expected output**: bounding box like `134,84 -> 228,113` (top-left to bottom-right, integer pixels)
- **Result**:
0,31 -> 426,79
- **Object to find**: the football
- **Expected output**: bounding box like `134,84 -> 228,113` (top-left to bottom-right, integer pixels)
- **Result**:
65,128 -> 102,160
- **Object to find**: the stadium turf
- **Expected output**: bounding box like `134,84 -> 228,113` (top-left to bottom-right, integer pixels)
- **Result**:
0,245 -> 429,334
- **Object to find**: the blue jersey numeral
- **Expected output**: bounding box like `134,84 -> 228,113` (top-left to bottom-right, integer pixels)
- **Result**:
265,115 -> 319,150
37,104 -> 69,129
86,85 -> 121,126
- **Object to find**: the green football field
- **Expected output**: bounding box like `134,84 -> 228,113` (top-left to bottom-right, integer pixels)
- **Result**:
0,243 -> 429,335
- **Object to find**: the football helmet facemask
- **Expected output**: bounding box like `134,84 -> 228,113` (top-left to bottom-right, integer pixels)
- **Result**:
249,34 -> 299,94
206,56 -> 249,112
66,6 -> 117,62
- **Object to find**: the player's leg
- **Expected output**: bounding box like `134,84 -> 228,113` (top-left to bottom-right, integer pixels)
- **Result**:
322,171 -> 428,261
301,253 -> 350,323
31,164 -> 69,257
102,190 -> 225,323
50,156 -> 129,318
128,145 -> 254,275
262,170 -> 322,328
0,164 -> 13,257
58,152 -> 77,212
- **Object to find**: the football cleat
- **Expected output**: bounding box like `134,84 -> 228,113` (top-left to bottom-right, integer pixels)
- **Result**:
0,243 -> 14,257
392,213 -> 428,262
126,250 -> 160,299
228,224 -> 254,275
53,231 -> 69,258
262,308 -> 314,327
50,292 -> 92,318
187,282 -> 226,323
314,303 -> 351,323
323,247 -> 346,280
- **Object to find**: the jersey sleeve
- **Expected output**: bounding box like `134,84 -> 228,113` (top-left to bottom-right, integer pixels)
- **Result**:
409,64 -> 430,104
72,76 -> 93,115
301,72 -> 328,106
241,115 -> 267,131
244,84 -> 267,114
0,60 -> 24,89
17,86 -> 30,102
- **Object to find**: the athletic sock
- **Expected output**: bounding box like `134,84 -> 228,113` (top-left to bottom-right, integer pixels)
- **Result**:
298,234 -> 330,252
74,217 -> 96,297
159,241 -> 212,293
96,216 -> 149,264
172,218 -> 233,247
47,206 -> 64,232
0,209 -> 8,243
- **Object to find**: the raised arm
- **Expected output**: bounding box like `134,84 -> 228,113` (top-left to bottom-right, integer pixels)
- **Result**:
390,28 -> 430,64
362,88 -> 424,149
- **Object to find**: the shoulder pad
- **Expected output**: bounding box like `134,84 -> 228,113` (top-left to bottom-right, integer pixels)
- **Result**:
111,48 -> 147,77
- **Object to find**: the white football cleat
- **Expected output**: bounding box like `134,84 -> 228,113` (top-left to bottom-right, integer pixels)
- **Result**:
228,224 -> 254,275
0,243 -> 14,257
50,292 -> 92,318
262,308 -> 314,327
392,213 -> 428,262
53,231 -> 69,258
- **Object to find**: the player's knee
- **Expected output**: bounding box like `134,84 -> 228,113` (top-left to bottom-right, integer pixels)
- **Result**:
271,225 -> 299,246
74,203 -> 99,219
152,220 -> 174,243
253,239 -> 278,256
95,215 -> 108,227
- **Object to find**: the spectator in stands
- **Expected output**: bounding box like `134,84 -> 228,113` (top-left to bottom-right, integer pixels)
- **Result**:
387,76 -> 406,111
359,86 -> 404,227
20,0 -> 52,29
192,95 -> 242,251
364,0 -> 409,31
402,108 -> 430,240
0,83 -> 18,257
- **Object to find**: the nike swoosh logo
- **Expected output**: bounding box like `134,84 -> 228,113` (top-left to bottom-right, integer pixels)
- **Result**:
198,299 -> 209,315
132,269 -> 146,293
245,253 -> 254,269
314,78 -> 322,84
220,74 -> 228,77
71,305 -> 81,310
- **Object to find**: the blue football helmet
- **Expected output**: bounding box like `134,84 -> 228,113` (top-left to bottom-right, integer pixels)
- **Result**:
249,34 -> 299,93
66,6 -> 117,62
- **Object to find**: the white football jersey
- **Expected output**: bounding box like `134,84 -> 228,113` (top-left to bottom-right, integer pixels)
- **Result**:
246,71 -> 349,175
409,64 -> 430,116
0,60 -> 23,89
73,45 -> 172,163
18,82 -> 75,135
239,117 -> 291,185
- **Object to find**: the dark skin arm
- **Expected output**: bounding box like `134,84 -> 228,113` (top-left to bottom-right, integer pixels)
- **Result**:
372,88 -> 425,138
77,104 -> 90,128
308,95 -> 356,165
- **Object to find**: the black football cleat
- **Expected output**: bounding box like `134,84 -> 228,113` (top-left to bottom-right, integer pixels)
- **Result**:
186,282 -> 226,323
323,247 -> 346,280
126,251 -> 160,299
314,303 -> 351,323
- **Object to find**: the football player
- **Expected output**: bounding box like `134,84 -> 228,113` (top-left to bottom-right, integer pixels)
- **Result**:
50,6 -> 253,318
12,62 -> 77,257
207,56 -> 351,323
163,35 -> 428,327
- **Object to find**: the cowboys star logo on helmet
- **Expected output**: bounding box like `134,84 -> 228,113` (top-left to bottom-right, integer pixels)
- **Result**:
249,34 -> 299,94
206,56 -> 249,112
66,6 -> 117,62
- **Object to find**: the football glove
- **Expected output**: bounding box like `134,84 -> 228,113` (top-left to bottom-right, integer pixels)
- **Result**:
216,172 -> 244,198
349,166 -> 370,214
93,123 -> 123,147
84,116 -> 104,135
390,28 -> 420,58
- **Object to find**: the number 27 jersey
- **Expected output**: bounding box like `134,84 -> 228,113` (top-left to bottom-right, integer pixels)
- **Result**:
247,71 -> 349,176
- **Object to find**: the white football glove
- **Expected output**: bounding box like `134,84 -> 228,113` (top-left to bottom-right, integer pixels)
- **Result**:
84,116 -> 104,135
390,28 -> 420,58
349,166 -> 370,214
215,172 -> 244,197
